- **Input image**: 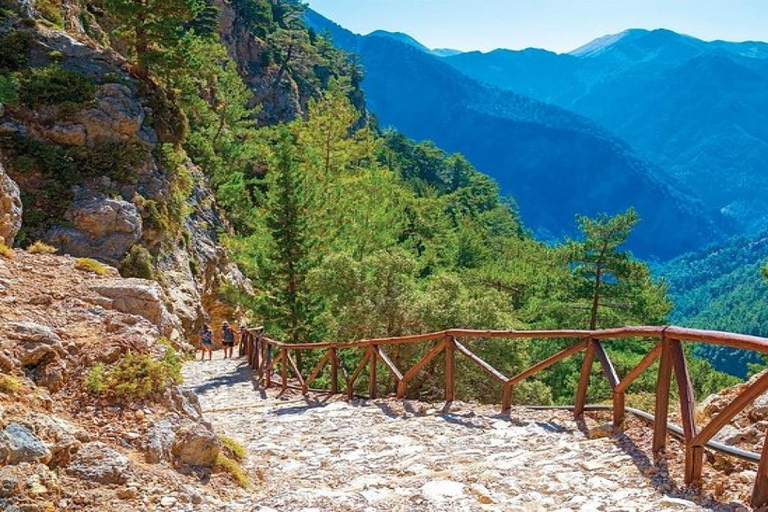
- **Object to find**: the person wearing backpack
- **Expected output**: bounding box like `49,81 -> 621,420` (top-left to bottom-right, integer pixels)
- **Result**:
222,321 -> 235,359
199,323 -> 213,361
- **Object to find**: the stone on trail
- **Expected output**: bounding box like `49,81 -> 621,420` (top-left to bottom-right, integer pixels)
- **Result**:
0,423 -> 52,465
66,441 -> 131,484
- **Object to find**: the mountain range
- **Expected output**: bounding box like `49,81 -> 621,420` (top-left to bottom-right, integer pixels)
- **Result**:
442,29 -> 768,233
306,12 -> 733,260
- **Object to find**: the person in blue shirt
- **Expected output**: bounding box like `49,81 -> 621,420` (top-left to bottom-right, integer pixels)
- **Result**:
199,323 -> 213,361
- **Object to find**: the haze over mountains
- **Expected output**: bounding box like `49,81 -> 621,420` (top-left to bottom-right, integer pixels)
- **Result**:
443,28 -> 768,233
306,11 -> 734,260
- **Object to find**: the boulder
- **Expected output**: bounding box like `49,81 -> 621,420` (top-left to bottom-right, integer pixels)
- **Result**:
0,423 -> 52,465
88,278 -> 179,339
171,423 -> 220,468
46,194 -> 142,264
66,442 -> 130,484
20,415 -> 88,468
0,160 -> 22,246
6,322 -> 64,367
144,419 -> 177,464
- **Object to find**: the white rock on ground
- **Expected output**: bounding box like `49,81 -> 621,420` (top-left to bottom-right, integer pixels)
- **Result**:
182,353 -> 731,512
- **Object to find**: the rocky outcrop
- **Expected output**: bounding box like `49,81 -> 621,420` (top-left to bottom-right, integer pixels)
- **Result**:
87,278 -> 181,341
6,321 -> 65,367
0,160 -> 22,246
171,423 -> 220,469
46,193 -> 143,264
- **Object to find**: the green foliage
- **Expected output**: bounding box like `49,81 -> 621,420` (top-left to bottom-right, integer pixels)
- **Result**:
119,244 -> 156,280
26,241 -> 57,254
0,30 -> 32,72
0,74 -> 18,105
18,65 -> 96,107
34,0 -> 64,27
85,345 -> 183,401
74,258 -> 110,275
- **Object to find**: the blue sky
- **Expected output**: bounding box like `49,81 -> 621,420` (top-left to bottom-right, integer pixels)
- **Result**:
304,0 -> 768,53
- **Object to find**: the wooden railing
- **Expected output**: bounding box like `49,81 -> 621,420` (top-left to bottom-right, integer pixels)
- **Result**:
242,325 -> 768,507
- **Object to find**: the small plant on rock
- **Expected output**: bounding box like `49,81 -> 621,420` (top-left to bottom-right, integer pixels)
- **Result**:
26,240 -> 57,254
74,258 -> 110,275
0,375 -> 22,394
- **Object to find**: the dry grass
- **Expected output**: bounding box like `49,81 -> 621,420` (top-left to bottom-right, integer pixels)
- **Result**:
219,435 -> 247,461
0,241 -> 14,259
74,257 -> 109,275
215,453 -> 250,489
27,241 -> 57,254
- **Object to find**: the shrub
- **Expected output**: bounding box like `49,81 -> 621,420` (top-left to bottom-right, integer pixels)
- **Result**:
219,435 -> 246,461
34,0 -> 64,27
119,244 -> 156,280
215,453 -> 250,489
0,241 -> 14,258
0,30 -> 32,72
0,375 -> 22,394
0,74 -> 18,105
26,240 -> 57,254
18,65 -> 95,107
74,258 -> 110,275
85,346 -> 183,401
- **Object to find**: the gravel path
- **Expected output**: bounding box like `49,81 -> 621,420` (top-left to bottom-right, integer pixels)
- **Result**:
182,352 -> 739,512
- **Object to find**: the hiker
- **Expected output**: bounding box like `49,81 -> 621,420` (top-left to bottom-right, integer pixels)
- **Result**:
221,321 -> 235,359
199,323 -> 213,361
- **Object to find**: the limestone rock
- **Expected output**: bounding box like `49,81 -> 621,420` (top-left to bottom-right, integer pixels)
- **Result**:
42,123 -> 87,147
75,84 -> 145,144
144,419 -> 176,464
0,423 -> 52,465
6,322 -> 64,367
171,423 -> 220,468
46,194 -> 142,264
0,160 -> 22,246
88,278 -> 179,339
19,415 -> 88,468
66,441 -> 130,484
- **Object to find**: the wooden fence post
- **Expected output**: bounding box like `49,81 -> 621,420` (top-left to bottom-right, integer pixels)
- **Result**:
670,339 -> 701,485
369,346 -> 378,399
653,336 -> 673,454
445,335 -> 455,402
752,426 -> 768,508
280,348 -> 288,394
574,338 -> 594,418
330,347 -> 339,394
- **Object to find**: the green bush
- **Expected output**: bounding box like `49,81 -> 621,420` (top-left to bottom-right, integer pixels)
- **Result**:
219,435 -> 246,461
34,0 -> 63,27
85,346 -> 183,401
0,241 -> 14,258
0,75 -> 19,105
18,65 -> 95,107
0,30 -> 32,72
119,244 -> 156,280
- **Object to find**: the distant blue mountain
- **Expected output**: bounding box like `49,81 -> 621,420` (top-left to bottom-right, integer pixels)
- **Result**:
442,29 -> 768,233
305,11 -> 731,260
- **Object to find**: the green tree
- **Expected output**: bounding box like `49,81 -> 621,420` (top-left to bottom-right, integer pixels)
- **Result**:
261,128 -> 318,344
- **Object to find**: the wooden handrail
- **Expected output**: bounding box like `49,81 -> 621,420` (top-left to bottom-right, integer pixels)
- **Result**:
244,324 -> 768,507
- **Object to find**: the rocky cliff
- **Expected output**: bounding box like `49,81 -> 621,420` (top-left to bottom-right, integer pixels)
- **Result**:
0,3 -> 248,340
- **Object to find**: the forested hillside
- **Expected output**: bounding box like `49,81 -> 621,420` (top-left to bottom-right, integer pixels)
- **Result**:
304,11 -> 732,261
0,0 -> 737,408
658,232 -> 768,377
443,29 -> 768,234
